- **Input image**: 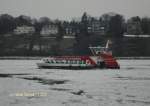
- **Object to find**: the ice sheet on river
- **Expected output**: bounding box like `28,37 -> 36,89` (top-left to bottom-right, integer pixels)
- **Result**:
0,60 -> 150,106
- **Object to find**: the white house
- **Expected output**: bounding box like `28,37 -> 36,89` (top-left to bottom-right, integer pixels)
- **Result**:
14,25 -> 35,35
87,20 -> 105,35
40,24 -> 58,36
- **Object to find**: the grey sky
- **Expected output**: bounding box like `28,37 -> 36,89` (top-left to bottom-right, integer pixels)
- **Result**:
0,0 -> 150,20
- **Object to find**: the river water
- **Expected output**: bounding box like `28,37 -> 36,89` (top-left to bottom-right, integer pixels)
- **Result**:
0,59 -> 150,106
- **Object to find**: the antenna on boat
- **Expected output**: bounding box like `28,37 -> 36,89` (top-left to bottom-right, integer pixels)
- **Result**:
105,40 -> 112,49
105,40 -> 112,55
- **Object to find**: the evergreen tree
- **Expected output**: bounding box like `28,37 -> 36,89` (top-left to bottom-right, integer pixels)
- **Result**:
81,12 -> 89,35
108,14 -> 125,37
141,17 -> 150,34
0,14 -> 16,34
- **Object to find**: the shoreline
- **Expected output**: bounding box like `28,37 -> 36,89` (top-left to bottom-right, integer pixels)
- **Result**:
0,56 -> 150,60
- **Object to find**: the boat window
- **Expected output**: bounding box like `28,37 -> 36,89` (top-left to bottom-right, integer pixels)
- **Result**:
55,60 -> 58,63
74,60 -> 77,64
44,59 -> 49,63
82,60 -> 86,64
48,60 -> 51,63
60,60 -> 64,64
79,60 -> 82,64
70,60 -> 73,64
51,60 -> 54,63
66,60 -> 69,64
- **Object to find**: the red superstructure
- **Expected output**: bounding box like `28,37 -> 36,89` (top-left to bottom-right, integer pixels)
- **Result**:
99,53 -> 120,69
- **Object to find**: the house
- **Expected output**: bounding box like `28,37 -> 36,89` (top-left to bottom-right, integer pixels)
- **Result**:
87,20 -> 105,35
14,25 -> 35,35
65,26 -> 74,35
40,24 -> 58,36
127,18 -> 142,35
65,25 -> 80,36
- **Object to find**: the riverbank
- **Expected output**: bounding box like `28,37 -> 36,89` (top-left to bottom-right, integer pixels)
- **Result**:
1,56 -> 150,60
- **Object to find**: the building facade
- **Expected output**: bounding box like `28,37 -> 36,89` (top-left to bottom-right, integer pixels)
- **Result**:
14,25 -> 35,35
127,18 -> 142,35
65,26 -> 80,36
87,20 -> 105,35
40,24 -> 58,36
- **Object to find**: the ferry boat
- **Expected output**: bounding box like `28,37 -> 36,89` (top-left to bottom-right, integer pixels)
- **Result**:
36,40 -> 120,69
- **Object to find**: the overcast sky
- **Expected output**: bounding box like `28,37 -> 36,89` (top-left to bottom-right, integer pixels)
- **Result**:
0,0 -> 150,20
